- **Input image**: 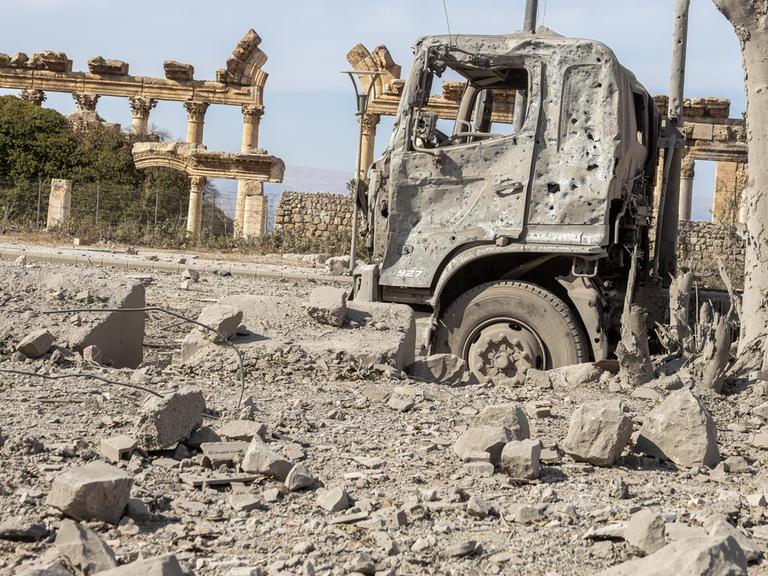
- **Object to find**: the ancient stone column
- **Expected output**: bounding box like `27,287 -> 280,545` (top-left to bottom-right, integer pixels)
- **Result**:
186,175 -> 206,236
20,89 -> 46,106
184,101 -> 209,145
678,153 -> 695,221
128,97 -> 157,137
358,113 -> 380,181
242,192 -> 268,239
235,105 -> 265,237
47,179 -> 72,230
73,93 -> 100,113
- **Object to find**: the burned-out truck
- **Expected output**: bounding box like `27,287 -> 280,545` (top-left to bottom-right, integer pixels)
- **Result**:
353,28 -> 670,384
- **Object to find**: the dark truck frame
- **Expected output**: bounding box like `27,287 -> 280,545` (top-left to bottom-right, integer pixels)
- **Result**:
354,30 -> 663,384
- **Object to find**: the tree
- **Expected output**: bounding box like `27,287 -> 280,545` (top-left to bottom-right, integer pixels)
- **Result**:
712,0 -> 768,349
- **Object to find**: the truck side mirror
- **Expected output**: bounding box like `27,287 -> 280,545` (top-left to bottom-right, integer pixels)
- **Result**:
413,111 -> 439,147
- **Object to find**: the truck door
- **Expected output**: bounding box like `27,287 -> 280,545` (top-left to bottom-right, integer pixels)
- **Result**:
382,61 -> 543,290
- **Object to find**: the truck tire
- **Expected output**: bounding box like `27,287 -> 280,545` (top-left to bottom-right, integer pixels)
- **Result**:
434,280 -> 588,384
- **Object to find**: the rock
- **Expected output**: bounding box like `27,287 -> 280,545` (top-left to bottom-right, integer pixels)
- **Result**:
349,552 -> 375,575
200,441 -> 249,468
17,563 -> 72,576
474,404 -> 530,440
197,304 -> 243,342
96,554 -> 184,575
181,268 -> 199,281
562,400 -> 632,466
17,329 -> 55,358
440,540 -> 477,558
0,517 -> 47,541
598,536 -> 747,576
636,388 -> 720,468
463,461 -> 495,477
466,495 -> 493,518
55,519 -> 117,575
624,509 -> 666,554
82,345 -> 102,364
186,426 -> 221,448
125,498 -> 151,521
317,486 -> 350,512
387,386 -> 418,412
218,420 -> 266,441
100,435 -> 136,464
408,354 -> 466,385
609,478 -> 629,499
134,385 -> 205,450
284,463 -> 314,491
60,281 -> 145,368
454,426 -> 513,465
229,494 -> 261,513
241,438 -> 293,480
500,439 -> 542,480
325,255 -> 350,275
306,286 -> 347,327
46,462 -> 133,525
708,520 -> 761,563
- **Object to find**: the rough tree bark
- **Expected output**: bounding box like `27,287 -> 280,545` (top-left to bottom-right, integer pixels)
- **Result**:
713,0 -> 768,351
616,247 -> 654,385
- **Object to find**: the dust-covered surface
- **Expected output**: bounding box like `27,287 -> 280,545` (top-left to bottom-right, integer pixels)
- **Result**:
1,258 -> 768,575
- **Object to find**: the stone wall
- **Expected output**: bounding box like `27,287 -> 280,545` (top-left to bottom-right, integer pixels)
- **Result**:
274,191 -> 352,237
677,220 -> 745,290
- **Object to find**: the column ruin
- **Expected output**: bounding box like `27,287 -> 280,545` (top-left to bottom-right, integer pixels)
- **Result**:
359,113 -> 380,181
184,101 -> 209,145
128,97 -> 157,137
20,89 -> 45,106
678,152 -> 695,221
46,179 -> 72,229
235,104 -> 266,238
187,175 -> 206,236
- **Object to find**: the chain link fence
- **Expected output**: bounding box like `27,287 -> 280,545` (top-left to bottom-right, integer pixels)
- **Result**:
0,177 -> 238,245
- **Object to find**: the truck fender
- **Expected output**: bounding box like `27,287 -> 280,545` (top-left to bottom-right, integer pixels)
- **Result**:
556,274 -> 610,361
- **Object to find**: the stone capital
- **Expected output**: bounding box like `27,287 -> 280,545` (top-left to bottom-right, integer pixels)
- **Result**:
681,154 -> 696,179
184,101 -> 210,122
190,175 -> 207,191
360,113 -> 381,134
242,104 -> 264,124
20,89 -> 46,106
73,93 -> 100,112
129,96 -> 157,118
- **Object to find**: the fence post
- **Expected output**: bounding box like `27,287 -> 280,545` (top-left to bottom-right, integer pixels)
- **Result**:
36,179 -> 42,228
154,188 -> 159,227
209,189 -> 216,236
95,183 -> 101,226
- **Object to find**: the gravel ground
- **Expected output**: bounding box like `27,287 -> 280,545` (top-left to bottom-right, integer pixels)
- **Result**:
0,257 -> 767,575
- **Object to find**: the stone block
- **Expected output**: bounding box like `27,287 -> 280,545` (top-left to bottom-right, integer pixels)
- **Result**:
100,435 -> 137,464
241,438 -> 293,480
47,179 -> 71,230
46,462 -> 133,525
16,329 -> 55,358
96,554 -> 184,575
55,519 -> 117,575
134,385 -> 205,451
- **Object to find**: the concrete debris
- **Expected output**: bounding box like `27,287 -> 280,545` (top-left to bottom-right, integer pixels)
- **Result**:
707,520 -> 761,563
325,255 -> 350,275
17,563 -> 72,576
440,540 -> 477,558
134,385 -> 205,450
55,519 -> 117,575
100,435 -> 137,463
97,554 -> 185,575
500,439 -> 542,480
453,426 -> 512,465
387,386 -> 419,412
636,388 -> 720,468
241,438 -> 293,480
408,353 -> 467,385
82,344 -> 103,364
317,486 -> 350,512
46,462 -> 133,524
0,516 -> 47,542
562,400 -> 632,466
466,495 -> 493,518
181,268 -> 199,281
218,420 -> 267,441
306,286 -> 347,327
598,536 -> 747,576
474,403 -> 530,440
59,281 -> 145,368
200,441 -> 248,468
197,303 -> 243,342
284,463 -> 314,491
624,509 -> 666,555
16,329 -> 55,358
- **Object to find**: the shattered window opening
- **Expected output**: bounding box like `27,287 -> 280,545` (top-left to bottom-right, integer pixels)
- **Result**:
411,59 -> 530,151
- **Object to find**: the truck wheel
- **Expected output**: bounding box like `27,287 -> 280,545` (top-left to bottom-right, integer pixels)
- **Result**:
434,281 -> 588,385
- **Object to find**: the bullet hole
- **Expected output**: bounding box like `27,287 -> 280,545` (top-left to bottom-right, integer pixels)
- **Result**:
587,164 -> 599,171
547,183 -> 561,193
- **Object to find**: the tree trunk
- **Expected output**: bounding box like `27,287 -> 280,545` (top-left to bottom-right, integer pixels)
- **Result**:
713,0 -> 768,350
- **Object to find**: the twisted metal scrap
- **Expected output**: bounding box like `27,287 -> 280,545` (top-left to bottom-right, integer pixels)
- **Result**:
0,368 -> 163,397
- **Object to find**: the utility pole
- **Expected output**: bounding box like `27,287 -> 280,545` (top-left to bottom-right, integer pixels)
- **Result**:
524,0 -> 538,33
655,0 -> 691,279
513,0 -> 538,131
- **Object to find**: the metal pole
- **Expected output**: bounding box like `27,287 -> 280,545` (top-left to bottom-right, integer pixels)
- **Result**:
350,114 -> 365,275
524,0 -> 538,33
656,0 -> 690,279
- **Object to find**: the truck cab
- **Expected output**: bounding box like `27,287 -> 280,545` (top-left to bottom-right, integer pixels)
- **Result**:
358,29 -> 661,384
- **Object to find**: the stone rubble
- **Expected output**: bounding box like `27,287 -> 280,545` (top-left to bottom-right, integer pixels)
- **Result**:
134,385 -> 205,450
562,400 -> 632,466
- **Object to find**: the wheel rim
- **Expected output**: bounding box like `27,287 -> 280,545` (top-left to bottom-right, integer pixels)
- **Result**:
464,318 -> 547,385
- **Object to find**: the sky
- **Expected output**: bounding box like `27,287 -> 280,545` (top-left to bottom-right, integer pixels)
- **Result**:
0,0 -> 746,221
